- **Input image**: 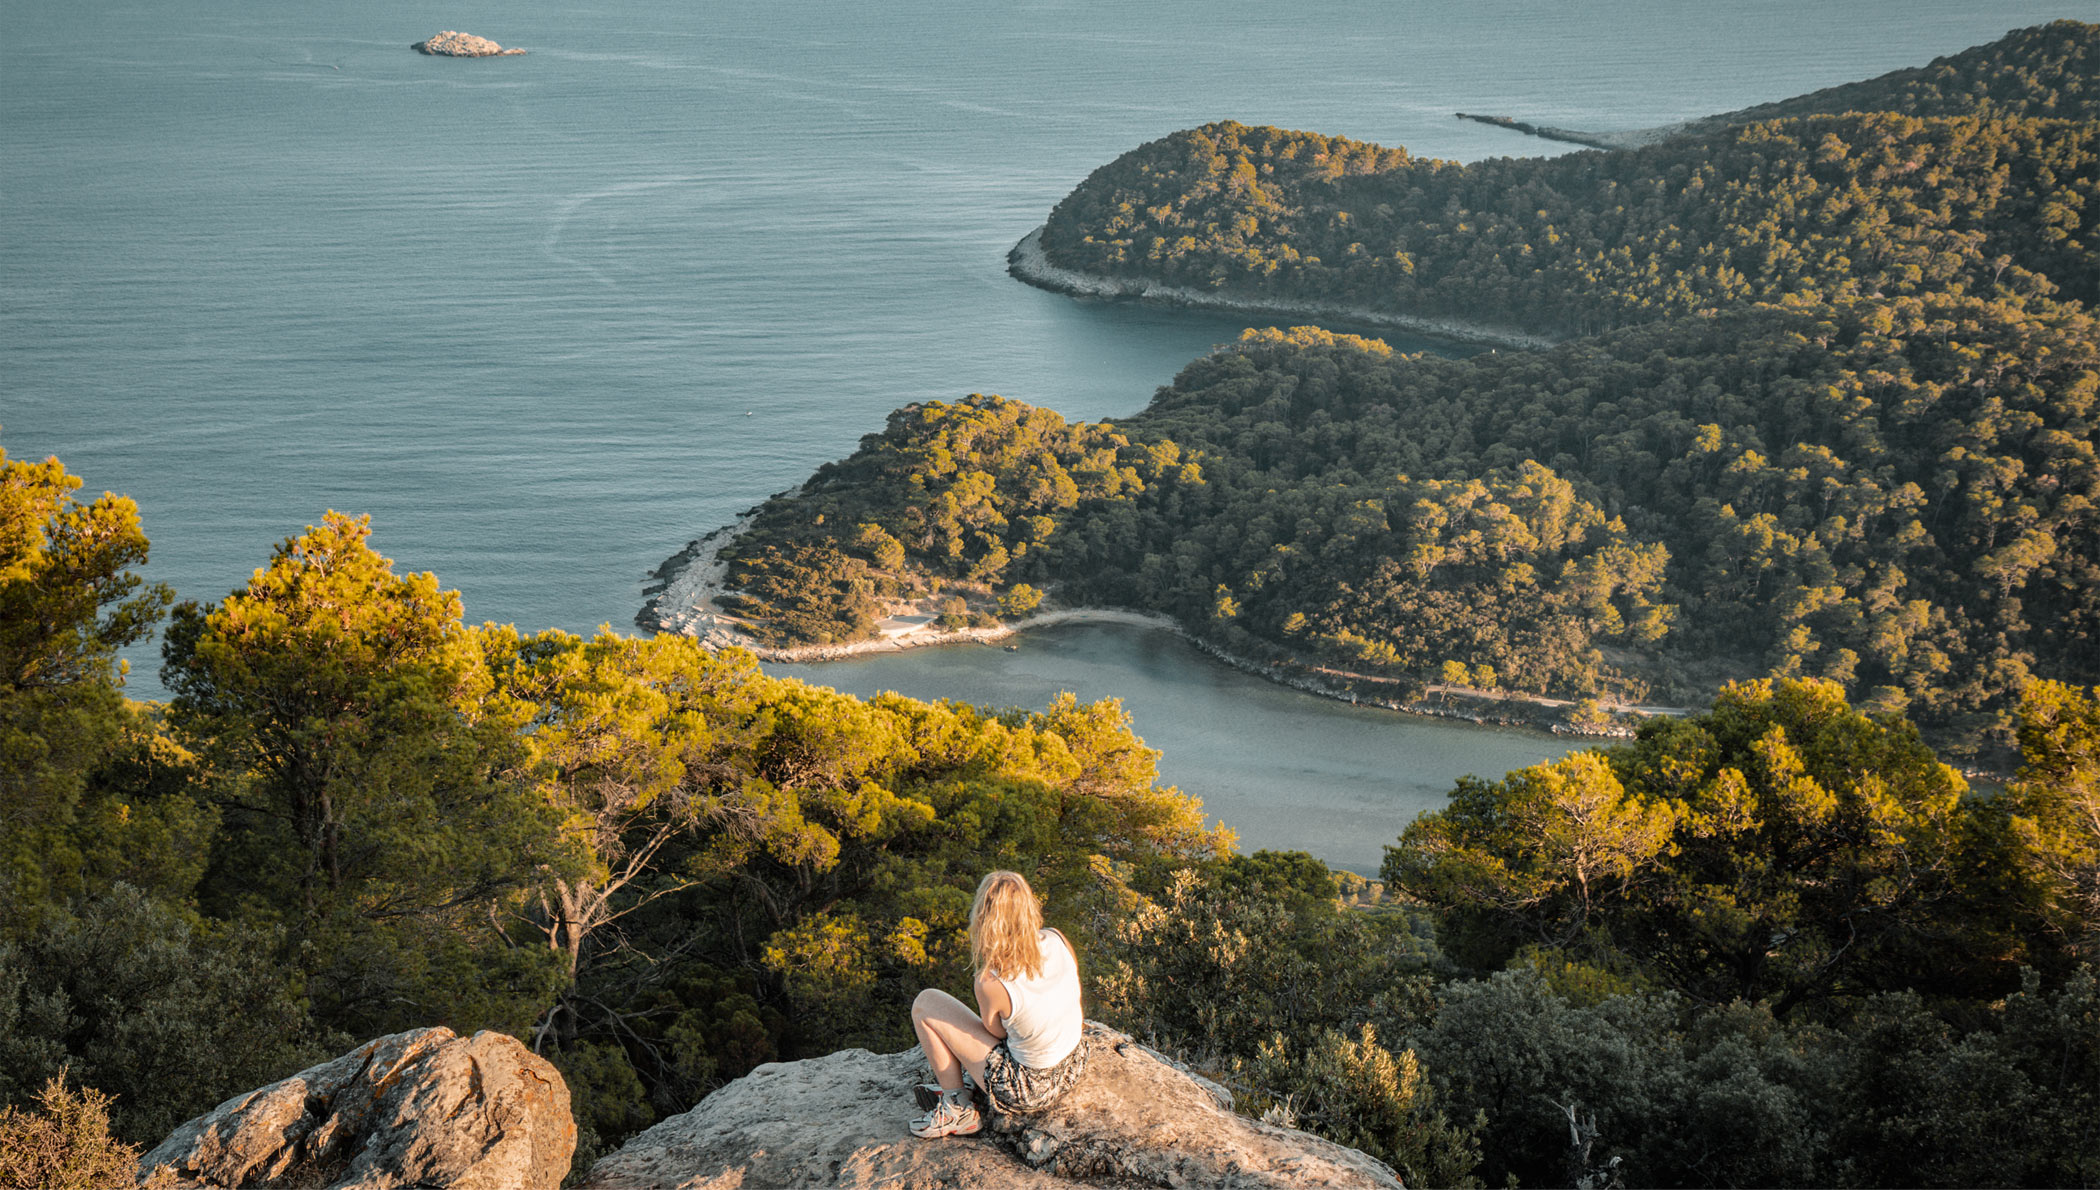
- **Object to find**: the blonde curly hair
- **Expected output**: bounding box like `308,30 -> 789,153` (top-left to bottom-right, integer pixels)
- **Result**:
969,870 -> 1045,981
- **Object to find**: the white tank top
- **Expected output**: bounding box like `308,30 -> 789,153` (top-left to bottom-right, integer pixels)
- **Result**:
997,928 -> 1083,1068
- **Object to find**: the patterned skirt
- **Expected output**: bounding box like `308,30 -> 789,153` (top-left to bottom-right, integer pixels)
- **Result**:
983,1033 -> 1090,1113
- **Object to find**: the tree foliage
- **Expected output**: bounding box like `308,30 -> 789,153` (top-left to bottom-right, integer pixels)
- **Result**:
1,495 -> 1236,1160
1093,837 -> 2100,1189
163,512 -> 573,1038
1042,108 -> 2099,337
0,885 -> 325,1145
1392,679 -> 2011,1011
1998,681 -> 2100,964
10,26 -> 2100,1182
1092,857 -> 1476,1187
0,445 -> 173,934
1707,20 -> 2100,128
696,26 -> 2100,757
1388,751 -> 1676,956
704,291 -> 2100,751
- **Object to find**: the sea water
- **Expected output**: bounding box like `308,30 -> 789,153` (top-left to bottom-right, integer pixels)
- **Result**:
8,0 -> 2091,867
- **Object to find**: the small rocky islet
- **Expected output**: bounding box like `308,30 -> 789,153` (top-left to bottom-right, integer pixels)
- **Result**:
412,31 -> 525,57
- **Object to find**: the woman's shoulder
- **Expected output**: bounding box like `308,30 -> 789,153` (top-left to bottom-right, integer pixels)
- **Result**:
1040,927 -> 1077,969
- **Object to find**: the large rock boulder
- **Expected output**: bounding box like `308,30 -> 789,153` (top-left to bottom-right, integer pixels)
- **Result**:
583,1021 -> 1401,1189
141,1027 -> 573,1189
412,31 -> 526,57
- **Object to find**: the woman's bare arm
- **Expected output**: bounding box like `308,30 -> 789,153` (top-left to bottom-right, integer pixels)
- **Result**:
973,967 -> 1011,1039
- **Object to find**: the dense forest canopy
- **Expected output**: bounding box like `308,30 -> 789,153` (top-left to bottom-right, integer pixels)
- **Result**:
1039,111 -> 2100,338
4,444 -> 2096,1187
1038,21 -> 2100,340
1705,19 -> 2100,127
717,295 -> 2100,752
0,451 -> 1224,1175
718,20 -> 2100,757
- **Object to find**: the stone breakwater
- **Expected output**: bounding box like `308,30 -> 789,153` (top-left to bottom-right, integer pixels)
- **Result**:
413,31 -> 526,57
1456,111 -> 1624,150
1454,111 -> 1698,151
1006,225 -> 1559,352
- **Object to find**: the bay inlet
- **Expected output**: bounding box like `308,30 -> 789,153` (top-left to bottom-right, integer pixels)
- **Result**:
771,622 -> 1576,874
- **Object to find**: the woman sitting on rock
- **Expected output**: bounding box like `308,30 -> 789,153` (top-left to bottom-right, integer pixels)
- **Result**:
908,869 -> 1089,1138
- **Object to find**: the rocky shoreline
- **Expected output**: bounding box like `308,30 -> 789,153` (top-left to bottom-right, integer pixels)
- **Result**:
635,518 -> 1184,661
639,516 -> 1655,736
1005,225 -> 1560,352
636,513 -> 763,648
1179,633 -> 1656,738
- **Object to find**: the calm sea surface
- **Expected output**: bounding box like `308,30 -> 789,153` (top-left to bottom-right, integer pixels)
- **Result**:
9,0 -> 2093,868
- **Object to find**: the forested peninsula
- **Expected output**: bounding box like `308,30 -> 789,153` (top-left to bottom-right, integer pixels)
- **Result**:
670,20 -> 2100,759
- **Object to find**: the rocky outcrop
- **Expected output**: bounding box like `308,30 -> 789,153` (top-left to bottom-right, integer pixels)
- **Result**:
141,1027 -> 573,1189
582,1021 -> 1402,1189
412,31 -> 526,57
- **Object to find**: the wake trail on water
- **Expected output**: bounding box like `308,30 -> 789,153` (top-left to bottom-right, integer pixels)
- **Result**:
542,178 -> 701,288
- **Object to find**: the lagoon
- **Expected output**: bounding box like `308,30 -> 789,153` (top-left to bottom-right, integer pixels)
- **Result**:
776,622 -> 1592,874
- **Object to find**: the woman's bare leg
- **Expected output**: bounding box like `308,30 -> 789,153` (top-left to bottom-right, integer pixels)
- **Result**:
911,988 -> 997,1092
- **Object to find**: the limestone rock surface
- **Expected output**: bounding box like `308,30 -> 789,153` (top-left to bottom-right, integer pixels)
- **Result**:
141,1026 -> 573,1190
583,1021 -> 1401,1189
413,31 -> 526,57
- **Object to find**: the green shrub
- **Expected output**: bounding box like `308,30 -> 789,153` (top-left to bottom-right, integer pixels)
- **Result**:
997,583 -> 1044,617
0,885 -> 325,1145
1241,1025 -> 1483,1188
0,1075 -> 177,1190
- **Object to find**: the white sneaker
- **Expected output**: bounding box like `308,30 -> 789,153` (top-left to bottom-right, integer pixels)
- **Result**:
909,1097 -> 982,1138
913,1076 -> 973,1111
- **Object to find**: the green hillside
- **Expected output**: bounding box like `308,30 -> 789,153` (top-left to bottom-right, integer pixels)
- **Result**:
1039,112 -> 2099,339
1710,19 -> 2100,126
721,21 -> 2100,756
